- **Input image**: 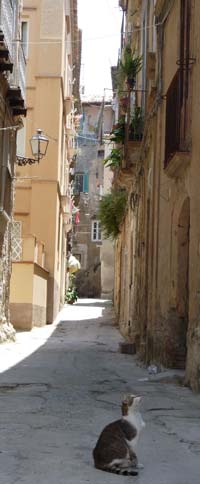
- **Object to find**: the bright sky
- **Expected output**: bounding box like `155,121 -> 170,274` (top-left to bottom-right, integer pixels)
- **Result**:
78,0 -> 122,100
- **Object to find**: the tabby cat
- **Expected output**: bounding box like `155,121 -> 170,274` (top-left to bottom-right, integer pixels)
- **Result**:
93,394 -> 145,476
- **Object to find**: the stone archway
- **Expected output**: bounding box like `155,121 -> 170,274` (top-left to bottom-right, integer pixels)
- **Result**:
176,196 -> 190,368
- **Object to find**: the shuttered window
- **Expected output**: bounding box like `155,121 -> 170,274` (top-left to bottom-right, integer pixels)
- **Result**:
83,173 -> 89,192
74,173 -> 89,194
180,0 -> 191,101
91,220 -> 101,242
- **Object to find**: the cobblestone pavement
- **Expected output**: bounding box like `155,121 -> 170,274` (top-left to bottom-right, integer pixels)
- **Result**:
0,299 -> 200,484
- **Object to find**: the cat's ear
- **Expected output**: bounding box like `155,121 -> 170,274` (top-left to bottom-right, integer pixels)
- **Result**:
121,396 -> 129,416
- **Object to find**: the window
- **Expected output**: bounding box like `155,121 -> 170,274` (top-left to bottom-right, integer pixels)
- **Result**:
21,21 -> 29,58
74,173 -> 89,194
74,173 -> 84,193
98,149 -> 104,159
12,221 -> 22,261
73,253 -> 81,263
91,220 -> 101,242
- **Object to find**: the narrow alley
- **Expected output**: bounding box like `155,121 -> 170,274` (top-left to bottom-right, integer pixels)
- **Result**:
0,300 -> 199,484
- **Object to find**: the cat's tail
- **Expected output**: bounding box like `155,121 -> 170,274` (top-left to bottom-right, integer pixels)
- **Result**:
107,468 -> 138,476
96,465 -> 138,476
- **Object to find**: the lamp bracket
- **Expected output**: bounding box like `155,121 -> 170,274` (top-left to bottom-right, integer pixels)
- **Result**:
16,155 -> 39,166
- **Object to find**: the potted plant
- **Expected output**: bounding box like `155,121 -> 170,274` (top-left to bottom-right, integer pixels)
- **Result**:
119,96 -> 129,114
65,274 -> 78,304
109,117 -> 125,144
65,286 -> 78,304
98,189 -> 128,239
129,106 -> 144,141
119,45 -> 143,89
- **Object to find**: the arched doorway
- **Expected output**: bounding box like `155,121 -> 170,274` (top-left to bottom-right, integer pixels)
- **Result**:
176,197 -> 190,368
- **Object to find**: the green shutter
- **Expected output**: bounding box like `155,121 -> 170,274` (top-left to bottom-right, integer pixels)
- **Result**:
83,173 -> 89,193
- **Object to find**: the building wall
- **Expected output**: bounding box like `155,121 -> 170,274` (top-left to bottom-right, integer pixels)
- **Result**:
0,0 -> 26,342
113,0 -> 200,390
12,0 -> 79,326
100,145 -> 115,299
10,262 -> 48,330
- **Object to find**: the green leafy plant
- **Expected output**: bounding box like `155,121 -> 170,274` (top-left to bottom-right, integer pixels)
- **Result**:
109,117 -> 125,144
65,274 -> 78,304
129,106 -> 144,141
98,189 -> 128,239
118,45 -> 143,89
103,148 -> 122,169
65,286 -> 78,304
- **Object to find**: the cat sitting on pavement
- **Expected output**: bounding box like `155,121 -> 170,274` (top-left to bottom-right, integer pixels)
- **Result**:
93,394 -> 145,476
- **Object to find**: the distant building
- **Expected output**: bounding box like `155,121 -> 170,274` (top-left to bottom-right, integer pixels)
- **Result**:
72,101 -> 113,297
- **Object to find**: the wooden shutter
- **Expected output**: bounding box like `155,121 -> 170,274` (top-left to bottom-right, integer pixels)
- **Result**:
83,173 -> 89,193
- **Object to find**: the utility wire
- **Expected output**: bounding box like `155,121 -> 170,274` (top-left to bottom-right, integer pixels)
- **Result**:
5,21 -> 162,46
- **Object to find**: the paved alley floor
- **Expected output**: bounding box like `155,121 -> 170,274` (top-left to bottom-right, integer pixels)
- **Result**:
0,299 -> 200,484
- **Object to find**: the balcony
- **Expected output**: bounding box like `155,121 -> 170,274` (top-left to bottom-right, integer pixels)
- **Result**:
11,235 -> 48,330
63,213 -> 72,233
122,109 -> 143,169
164,69 -> 191,176
17,43 -> 26,103
0,0 -> 13,59
64,96 -> 73,115
124,138 -> 142,168
61,194 -> 71,214
0,1 -> 26,115
108,108 -> 143,189
12,235 -> 46,268
8,43 -> 26,115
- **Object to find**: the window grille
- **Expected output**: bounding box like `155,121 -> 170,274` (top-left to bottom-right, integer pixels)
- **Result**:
12,221 -> 22,261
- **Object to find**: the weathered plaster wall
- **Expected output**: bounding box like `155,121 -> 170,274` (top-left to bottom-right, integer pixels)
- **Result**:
0,221 -> 16,342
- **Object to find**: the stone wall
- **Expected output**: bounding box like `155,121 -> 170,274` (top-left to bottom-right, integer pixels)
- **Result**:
113,0 -> 200,391
0,219 -> 16,342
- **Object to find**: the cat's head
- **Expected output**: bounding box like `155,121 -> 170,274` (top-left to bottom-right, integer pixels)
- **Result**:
121,394 -> 142,416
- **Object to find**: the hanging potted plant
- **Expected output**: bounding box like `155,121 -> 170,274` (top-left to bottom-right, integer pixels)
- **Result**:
98,189 -> 128,239
103,147 -> 122,169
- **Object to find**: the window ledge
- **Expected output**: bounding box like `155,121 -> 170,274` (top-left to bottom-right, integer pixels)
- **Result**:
164,151 -> 191,178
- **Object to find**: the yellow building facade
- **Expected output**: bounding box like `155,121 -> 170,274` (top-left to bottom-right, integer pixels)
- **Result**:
0,0 -> 26,342
10,0 -> 81,328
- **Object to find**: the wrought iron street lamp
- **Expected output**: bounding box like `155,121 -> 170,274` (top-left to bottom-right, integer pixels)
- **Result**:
16,129 -> 49,166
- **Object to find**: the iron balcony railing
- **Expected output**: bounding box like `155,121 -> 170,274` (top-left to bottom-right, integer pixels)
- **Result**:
165,69 -> 181,167
0,0 -> 15,59
0,1 -> 26,103
14,43 -> 26,101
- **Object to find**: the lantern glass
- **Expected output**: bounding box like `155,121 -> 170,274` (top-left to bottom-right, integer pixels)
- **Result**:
30,129 -> 49,159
